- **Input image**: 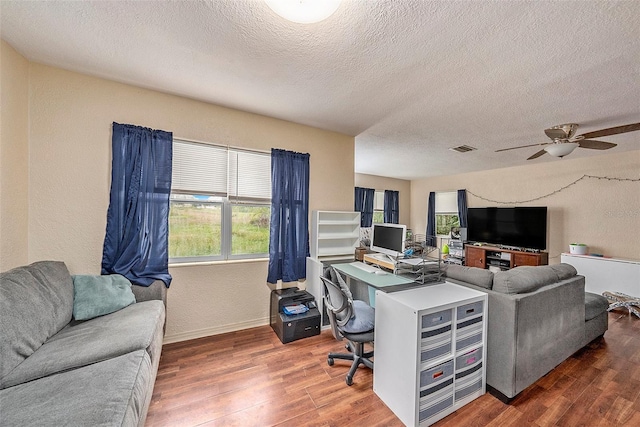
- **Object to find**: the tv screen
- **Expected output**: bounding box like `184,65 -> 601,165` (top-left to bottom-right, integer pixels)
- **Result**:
466,207 -> 547,250
370,223 -> 406,257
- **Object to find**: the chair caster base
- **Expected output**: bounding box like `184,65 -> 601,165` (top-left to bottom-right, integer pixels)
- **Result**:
327,357 -> 334,366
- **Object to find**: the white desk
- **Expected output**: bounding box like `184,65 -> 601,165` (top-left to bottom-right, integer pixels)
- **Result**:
332,262 -> 418,307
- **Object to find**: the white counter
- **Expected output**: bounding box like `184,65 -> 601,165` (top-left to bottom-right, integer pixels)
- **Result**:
560,253 -> 640,297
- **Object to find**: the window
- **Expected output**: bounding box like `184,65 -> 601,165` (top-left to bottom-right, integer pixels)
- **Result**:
373,190 -> 384,224
435,192 -> 460,236
169,140 -> 271,262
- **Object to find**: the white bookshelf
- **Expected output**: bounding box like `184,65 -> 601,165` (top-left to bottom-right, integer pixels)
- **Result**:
306,211 -> 360,328
310,211 -> 360,260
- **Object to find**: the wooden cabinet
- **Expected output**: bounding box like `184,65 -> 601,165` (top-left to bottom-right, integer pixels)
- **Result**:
512,251 -> 548,268
374,283 -> 487,426
464,245 -> 548,270
465,246 -> 486,269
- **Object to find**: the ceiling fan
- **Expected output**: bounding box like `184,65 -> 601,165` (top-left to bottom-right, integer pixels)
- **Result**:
496,122 -> 640,160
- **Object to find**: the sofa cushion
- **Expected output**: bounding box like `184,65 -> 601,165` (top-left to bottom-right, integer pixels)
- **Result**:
549,263 -> 578,281
493,265 -> 559,294
1,300 -> 165,389
444,264 -> 494,289
342,300 -> 375,334
585,292 -> 610,321
0,261 -> 74,383
0,350 -> 154,427
72,274 -> 136,320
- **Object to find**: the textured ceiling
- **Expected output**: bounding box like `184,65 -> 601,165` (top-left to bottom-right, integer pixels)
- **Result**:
2,0 -> 639,180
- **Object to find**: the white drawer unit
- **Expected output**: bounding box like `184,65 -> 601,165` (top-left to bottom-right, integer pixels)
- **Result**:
374,283 -> 488,427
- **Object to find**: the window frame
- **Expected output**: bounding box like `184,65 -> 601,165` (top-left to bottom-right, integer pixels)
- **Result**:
435,213 -> 460,237
169,196 -> 225,263
169,139 -> 271,264
372,190 -> 385,224
435,192 -> 460,237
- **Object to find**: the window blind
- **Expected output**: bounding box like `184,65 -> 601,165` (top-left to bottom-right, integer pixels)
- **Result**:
228,149 -> 271,201
172,139 -> 270,200
435,192 -> 458,213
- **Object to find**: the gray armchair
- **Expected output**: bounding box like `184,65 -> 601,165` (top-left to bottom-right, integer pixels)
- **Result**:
320,267 -> 375,386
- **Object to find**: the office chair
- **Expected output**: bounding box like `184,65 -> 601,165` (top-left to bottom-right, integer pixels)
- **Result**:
320,267 -> 375,386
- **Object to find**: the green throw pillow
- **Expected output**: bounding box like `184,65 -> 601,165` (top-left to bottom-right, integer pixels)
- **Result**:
72,274 -> 136,320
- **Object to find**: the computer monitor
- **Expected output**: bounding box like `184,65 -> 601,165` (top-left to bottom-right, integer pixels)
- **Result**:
370,223 -> 407,258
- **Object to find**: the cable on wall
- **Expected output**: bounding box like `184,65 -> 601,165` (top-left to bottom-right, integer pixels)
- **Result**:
467,174 -> 640,205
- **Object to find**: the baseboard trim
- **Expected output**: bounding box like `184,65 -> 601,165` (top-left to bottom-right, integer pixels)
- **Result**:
486,384 -> 514,404
163,317 -> 270,344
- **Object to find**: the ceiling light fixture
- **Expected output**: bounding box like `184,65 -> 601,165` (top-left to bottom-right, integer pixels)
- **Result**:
544,142 -> 579,158
264,0 -> 342,24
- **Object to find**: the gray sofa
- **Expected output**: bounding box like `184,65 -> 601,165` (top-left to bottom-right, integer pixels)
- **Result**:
0,261 -> 166,426
444,263 -> 609,400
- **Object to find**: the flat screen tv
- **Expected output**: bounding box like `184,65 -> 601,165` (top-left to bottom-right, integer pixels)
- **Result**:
466,207 -> 547,250
370,223 -> 407,257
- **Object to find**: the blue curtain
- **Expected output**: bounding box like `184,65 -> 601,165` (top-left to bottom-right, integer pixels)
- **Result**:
457,189 -> 468,228
426,192 -> 436,247
354,187 -> 375,227
383,190 -> 399,224
267,149 -> 310,284
101,123 -> 173,287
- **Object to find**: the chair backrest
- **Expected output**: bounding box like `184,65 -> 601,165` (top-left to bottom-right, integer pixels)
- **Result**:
320,267 -> 354,340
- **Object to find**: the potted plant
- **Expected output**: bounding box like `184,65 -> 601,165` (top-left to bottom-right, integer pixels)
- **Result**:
569,243 -> 588,255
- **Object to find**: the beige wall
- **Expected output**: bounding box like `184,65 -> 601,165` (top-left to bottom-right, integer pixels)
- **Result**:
23,61 -> 354,342
0,41 -> 30,270
355,173 -> 411,227
411,150 -> 640,262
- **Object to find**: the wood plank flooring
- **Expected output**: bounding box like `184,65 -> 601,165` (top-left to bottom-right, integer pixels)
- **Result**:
147,310 -> 639,426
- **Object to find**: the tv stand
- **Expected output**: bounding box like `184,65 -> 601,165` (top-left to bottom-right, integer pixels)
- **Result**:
465,245 -> 548,270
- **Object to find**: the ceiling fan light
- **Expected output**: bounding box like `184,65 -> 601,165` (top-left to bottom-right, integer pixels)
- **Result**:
265,0 -> 342,24
544,142 -> 579,158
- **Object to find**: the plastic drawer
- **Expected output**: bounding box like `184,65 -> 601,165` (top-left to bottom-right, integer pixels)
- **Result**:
419,391 -> 453,424
421,309 -> 452,329
455,347 -> 483,374
454,347 -> 484,401
418,360 -> 454,425
455,329 -> 483,351
420,360 -> 454,389
456,301 -> 484,321
420,339 -> 452,363
420,309 -> 453,363
456,311 -> 483,351
455,375 -> 483,401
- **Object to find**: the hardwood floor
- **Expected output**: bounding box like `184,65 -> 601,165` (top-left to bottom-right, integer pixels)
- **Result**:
147,310 -> 640,426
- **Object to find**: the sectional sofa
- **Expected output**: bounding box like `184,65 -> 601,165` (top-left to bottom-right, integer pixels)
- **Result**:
0,261 -> 166,426
443,263 -> 609,400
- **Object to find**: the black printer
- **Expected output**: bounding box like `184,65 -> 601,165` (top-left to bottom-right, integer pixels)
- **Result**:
270,287 -> 320,344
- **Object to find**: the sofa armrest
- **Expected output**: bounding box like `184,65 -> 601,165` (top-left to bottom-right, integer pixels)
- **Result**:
131,280 -> 167,307
488,276 -> 585,397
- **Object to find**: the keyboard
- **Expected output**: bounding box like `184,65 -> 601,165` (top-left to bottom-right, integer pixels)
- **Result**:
349,262 -> 380,273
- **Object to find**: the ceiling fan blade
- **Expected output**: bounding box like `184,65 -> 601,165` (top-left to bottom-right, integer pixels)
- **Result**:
495,142 -> 550,153
579,122 -> 640,139
578,139 -> 617,150
527,149 -> 547,160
